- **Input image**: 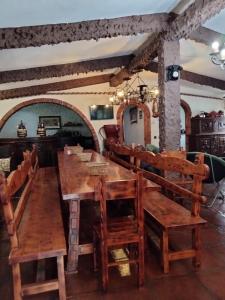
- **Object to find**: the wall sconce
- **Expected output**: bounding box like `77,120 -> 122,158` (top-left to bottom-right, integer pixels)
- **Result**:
167,65 -> 183,81
17,120 -> 27,138
37,122 -> 46,137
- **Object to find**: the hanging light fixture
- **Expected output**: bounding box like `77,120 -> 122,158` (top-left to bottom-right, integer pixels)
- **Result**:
209,41 -> 225,69
109,72 -> 160,117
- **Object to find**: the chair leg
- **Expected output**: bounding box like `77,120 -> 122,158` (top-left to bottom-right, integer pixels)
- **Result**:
101,242 -> 108,292
161,230 -> 169,273
57,256 -> 66,300
93,231 -> 98,272
138,238 -> 144,287
12,263 -> 22,300
192,226 -> 201,268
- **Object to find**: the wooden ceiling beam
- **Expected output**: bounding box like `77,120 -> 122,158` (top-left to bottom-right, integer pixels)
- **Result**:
165,0 -> 225,41
0,55 -> 132,83
0,13 -> 168,49
189,26 -> 225,46
146,61 -> 225,91
110,0 -> 225,87
0,74 -> 112,100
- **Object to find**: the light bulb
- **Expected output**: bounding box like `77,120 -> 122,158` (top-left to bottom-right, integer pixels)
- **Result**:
220,48 -> 225,60
212,41 -> 220,52
117,90 -> 124,98
109,96 -> 115,103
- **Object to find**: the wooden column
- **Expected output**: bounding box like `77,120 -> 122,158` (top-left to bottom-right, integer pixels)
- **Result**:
158,38 -> 181,151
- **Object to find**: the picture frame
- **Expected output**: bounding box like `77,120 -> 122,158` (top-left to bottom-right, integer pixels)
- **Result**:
129,107 -> 138,124
89,105 -> 114,120
39,116 -> 61,129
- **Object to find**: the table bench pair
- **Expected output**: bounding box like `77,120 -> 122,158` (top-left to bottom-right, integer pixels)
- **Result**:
0,147 -> 67,299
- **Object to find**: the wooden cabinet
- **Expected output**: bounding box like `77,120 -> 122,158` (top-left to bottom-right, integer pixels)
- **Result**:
0,135 -> 95,167
190,116 -> 225,157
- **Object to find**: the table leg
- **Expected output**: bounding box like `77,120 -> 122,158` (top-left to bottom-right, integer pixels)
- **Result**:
67,199 -> 80,273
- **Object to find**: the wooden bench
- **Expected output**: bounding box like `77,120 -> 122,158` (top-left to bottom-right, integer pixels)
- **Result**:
0,147 -> 67,300
133,151 -> 209,273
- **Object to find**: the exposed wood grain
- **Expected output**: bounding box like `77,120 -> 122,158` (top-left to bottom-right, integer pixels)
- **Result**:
0,14 -> 168,49
0,74 -> 112,100
0,151 -> 67,299
21,280 -> 59,296
58,150 -> 159,201
133,150 -> 208,273
93,171 -> 144,291
10,168 -> 66,264
58,150 -> 159,273
0,55 -> 132,83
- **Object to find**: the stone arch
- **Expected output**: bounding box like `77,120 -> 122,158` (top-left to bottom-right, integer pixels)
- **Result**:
0,98 -> 100,152
116,100 -> 151,145
180,99 -> 192,150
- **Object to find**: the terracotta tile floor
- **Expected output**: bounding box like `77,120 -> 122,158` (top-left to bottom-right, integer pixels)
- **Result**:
1,191 -> 225,300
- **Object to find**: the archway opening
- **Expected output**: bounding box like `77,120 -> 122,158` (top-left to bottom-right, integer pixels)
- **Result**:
116,100 -> 151,146
0,98 -> 100,152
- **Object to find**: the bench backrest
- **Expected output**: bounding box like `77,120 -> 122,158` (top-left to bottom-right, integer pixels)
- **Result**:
161,148 -> 187,159
0,147 -> 38,248
108,143 -> 135,169
134,151 -> 209,216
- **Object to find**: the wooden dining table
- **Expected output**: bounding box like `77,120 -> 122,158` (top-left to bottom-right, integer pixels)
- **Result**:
57,150 -> 160,273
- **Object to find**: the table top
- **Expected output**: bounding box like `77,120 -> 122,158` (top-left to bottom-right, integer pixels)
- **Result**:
58,150 -> 160,201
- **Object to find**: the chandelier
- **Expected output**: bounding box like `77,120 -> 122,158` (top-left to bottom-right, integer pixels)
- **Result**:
209,41 -> 225,69
109,72 -> 159,117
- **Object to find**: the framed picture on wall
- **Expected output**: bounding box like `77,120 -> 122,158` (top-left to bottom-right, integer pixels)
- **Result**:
129,107 -> 138,124
89,105 -> 114,120
39,116 -> 61,129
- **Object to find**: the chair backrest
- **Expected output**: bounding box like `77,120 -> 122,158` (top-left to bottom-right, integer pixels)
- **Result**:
95,171 -> 143,240
0,149 -> 38,249
134,151 -> 209,216
108,143 -> 135,169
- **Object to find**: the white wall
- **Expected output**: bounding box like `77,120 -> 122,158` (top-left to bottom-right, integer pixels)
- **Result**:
0,84 -> 118,151
123,106 -> 145,146
0,83 -> 224,151
180,106 -> 186,149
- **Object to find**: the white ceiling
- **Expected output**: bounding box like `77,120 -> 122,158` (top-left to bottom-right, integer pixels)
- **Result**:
0,0 -> 179,27
0,34 -> 149,71
204,7 -> 225,34
0,0 -> 225,96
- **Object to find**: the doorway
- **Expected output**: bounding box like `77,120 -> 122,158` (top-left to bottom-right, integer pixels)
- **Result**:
116,100 -> 151,146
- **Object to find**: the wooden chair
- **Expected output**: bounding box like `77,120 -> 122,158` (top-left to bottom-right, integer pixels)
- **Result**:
93,171 -> 144,291
0,149 -> 66,300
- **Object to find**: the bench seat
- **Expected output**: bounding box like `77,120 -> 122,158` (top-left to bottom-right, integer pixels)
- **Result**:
9,167 -> 66,264
143,191 -> 206,229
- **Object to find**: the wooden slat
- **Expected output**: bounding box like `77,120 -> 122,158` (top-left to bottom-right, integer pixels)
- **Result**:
142,169 -> 207,204
21,280 -> 59,296
14,176 -> 33,229
79,243 -> 94,255
168,249 -> 196,261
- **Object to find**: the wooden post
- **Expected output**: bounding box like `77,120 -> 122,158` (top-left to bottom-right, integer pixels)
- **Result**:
158,38 -> 181,151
